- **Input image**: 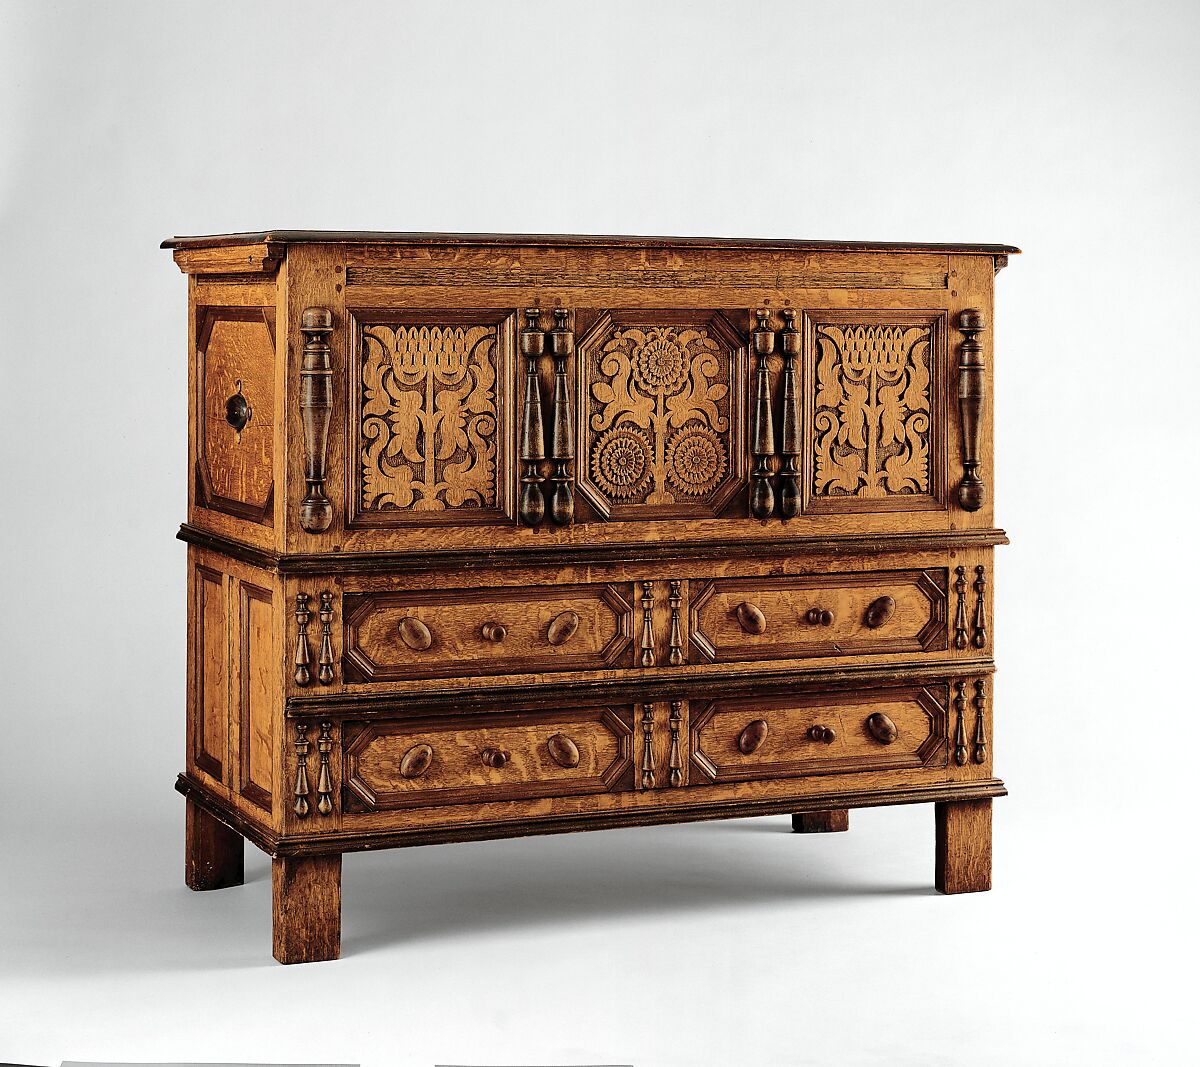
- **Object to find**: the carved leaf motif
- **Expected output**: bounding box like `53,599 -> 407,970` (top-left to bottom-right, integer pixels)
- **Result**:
360,323 -> 499,512
813,323 -> 933,499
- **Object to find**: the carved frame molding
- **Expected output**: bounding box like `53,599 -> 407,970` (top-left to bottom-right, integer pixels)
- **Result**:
194,306 -> 276,525
345,307 -> 517,529
192,563 -> 226,782
689,684 -> 950,784
688,568 -> 948,664
341,706 -> 634,811
574,308 -> 748,521
801,309 -> 948,516
341,582 -> 635,682
238,579 -> 274,813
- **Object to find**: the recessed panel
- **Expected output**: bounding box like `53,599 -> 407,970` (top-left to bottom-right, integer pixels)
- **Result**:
577,310 -> 746,520
349,310 -> 515,526
804,311 -> 946,513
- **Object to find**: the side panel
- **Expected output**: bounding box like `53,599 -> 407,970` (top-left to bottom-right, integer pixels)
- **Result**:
187,271 -> 282,552
186,545 -> 284,833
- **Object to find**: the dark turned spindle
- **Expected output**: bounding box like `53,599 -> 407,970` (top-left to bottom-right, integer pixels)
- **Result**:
547,309 -> 575,525
956,309 -> 987,511
299,307 -> 334,533
749,309 -> 776,519
518,307 -> 546,526
778,309 -> 802,519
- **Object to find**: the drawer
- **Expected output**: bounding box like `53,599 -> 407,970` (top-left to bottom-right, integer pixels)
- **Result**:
688,569 -> 946,663
343,705 -> 635,811
342,583 -> 635,682
690,684 -> 949,784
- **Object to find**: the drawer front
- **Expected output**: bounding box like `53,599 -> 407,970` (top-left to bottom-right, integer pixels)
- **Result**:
343,706 -> 635,811
690,684 -> 949,784
343,583 -> 634,682
689,569 -> 946,663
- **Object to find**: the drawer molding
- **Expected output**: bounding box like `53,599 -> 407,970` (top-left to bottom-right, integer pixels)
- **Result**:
342,707 -> 634,812
176,771 -> 1006,859
287,659 -> 995,718
177,521 -> 1011,573
689,569 -> 948,664
690,686 -> 949,785
342,583 -> 634,682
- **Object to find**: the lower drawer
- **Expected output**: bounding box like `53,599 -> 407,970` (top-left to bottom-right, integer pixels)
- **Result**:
342,705 -> 635,811
689,684 -> 950,784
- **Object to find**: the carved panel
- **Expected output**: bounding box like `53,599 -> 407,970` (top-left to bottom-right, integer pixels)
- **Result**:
690,685 -> 949,784
238,580 -> 274,812
803,311 -> 946,513
194,307 -> 275,524
342,707 -> 634,811
576,310 -> 746,519
193,564 -> 228,782
349,310 -> 515,526
689,569 -> 948,664
343,583 -> 634,682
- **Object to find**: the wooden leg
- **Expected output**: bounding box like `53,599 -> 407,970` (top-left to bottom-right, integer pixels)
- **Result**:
935,798 -> 992,894
272,854 -> 342,964
791,809 -> 850,833
185,798 -> 244,891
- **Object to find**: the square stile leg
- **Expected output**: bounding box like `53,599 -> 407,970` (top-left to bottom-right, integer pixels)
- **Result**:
185,798 -> 244,891
791,809 -> 850,833
935,799 -> 992,894
272,854 -> 342,964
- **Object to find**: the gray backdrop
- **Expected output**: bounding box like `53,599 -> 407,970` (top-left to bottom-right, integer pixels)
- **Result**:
2,1 -> 1196,1064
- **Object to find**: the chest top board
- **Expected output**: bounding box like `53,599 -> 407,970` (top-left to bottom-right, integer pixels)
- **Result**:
166,231 -> 1017,963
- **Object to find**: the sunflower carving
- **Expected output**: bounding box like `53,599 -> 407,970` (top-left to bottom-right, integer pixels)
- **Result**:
591,427 -> 651,498
581,314 -> 741,515
666,426 -> 727,496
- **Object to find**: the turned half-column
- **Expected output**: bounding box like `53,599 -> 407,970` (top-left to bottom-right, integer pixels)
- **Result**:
956,309 -> 987,511
299,307 -> 334,533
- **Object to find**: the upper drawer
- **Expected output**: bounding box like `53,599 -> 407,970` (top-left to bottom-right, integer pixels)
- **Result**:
689,568 -> 947,663
342,581 -> 635,683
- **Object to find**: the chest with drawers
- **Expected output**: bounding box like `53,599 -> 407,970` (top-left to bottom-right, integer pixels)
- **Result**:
165,231 -> 1015,963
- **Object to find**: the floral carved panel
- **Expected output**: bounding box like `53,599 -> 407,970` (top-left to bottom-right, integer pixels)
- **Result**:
349,310 -> 515,526
576,311 -> 746,520
803,311 -> 946,513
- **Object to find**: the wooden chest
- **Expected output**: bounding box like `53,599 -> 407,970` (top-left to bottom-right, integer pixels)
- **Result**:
165,231 -> 1016,963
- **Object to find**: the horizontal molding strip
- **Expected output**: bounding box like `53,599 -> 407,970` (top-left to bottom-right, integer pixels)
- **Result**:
161,231 -> 1021,255
177,523 -> 1009,575
175,773 -> 1007,858
345,266 -> 949,290
285,658 -> 997,718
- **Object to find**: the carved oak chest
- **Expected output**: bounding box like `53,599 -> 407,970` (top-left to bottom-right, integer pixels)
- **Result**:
165,231 -> 1016,963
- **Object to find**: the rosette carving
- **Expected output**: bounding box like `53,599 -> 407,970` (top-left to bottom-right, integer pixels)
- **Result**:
578,312 -> 744,518
592,427 -> 651,498
665,426 -> 727,496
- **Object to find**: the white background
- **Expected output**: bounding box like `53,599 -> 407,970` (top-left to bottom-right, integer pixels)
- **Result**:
1,1 -> 1197,1064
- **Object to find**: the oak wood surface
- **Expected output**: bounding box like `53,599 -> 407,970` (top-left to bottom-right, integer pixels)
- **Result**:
935,798 -> 993,893
185,798 -> 244,890
163,230 -> 1019,256
169,232 -> 1011,960
272,854 -> 341,964
792,809 -> 850,833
